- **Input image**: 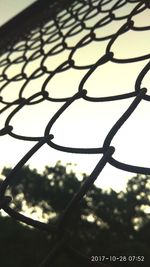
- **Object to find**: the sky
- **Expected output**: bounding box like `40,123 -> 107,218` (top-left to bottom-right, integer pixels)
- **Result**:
0,0 -> 150,192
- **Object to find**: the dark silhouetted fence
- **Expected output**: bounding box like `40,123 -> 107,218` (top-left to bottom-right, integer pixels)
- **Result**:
0,0 -> 149,266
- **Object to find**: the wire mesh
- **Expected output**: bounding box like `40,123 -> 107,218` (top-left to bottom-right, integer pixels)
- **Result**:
0,0 -> 150,266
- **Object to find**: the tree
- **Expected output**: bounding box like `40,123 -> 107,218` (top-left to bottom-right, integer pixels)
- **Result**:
1,162 -> 150,266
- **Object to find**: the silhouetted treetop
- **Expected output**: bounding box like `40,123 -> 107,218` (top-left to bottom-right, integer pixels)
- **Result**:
1,162 -> 150,266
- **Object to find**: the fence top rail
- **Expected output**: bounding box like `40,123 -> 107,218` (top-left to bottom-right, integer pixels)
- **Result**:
0,0 -> 75,54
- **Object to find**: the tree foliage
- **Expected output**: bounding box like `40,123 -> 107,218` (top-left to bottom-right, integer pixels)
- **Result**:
0,162 -> 150,266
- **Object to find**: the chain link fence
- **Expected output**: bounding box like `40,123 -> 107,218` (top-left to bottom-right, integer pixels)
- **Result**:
0,0 -> 150,266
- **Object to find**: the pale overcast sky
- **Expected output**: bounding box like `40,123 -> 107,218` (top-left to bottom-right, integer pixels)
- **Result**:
0,0 -> 149,192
